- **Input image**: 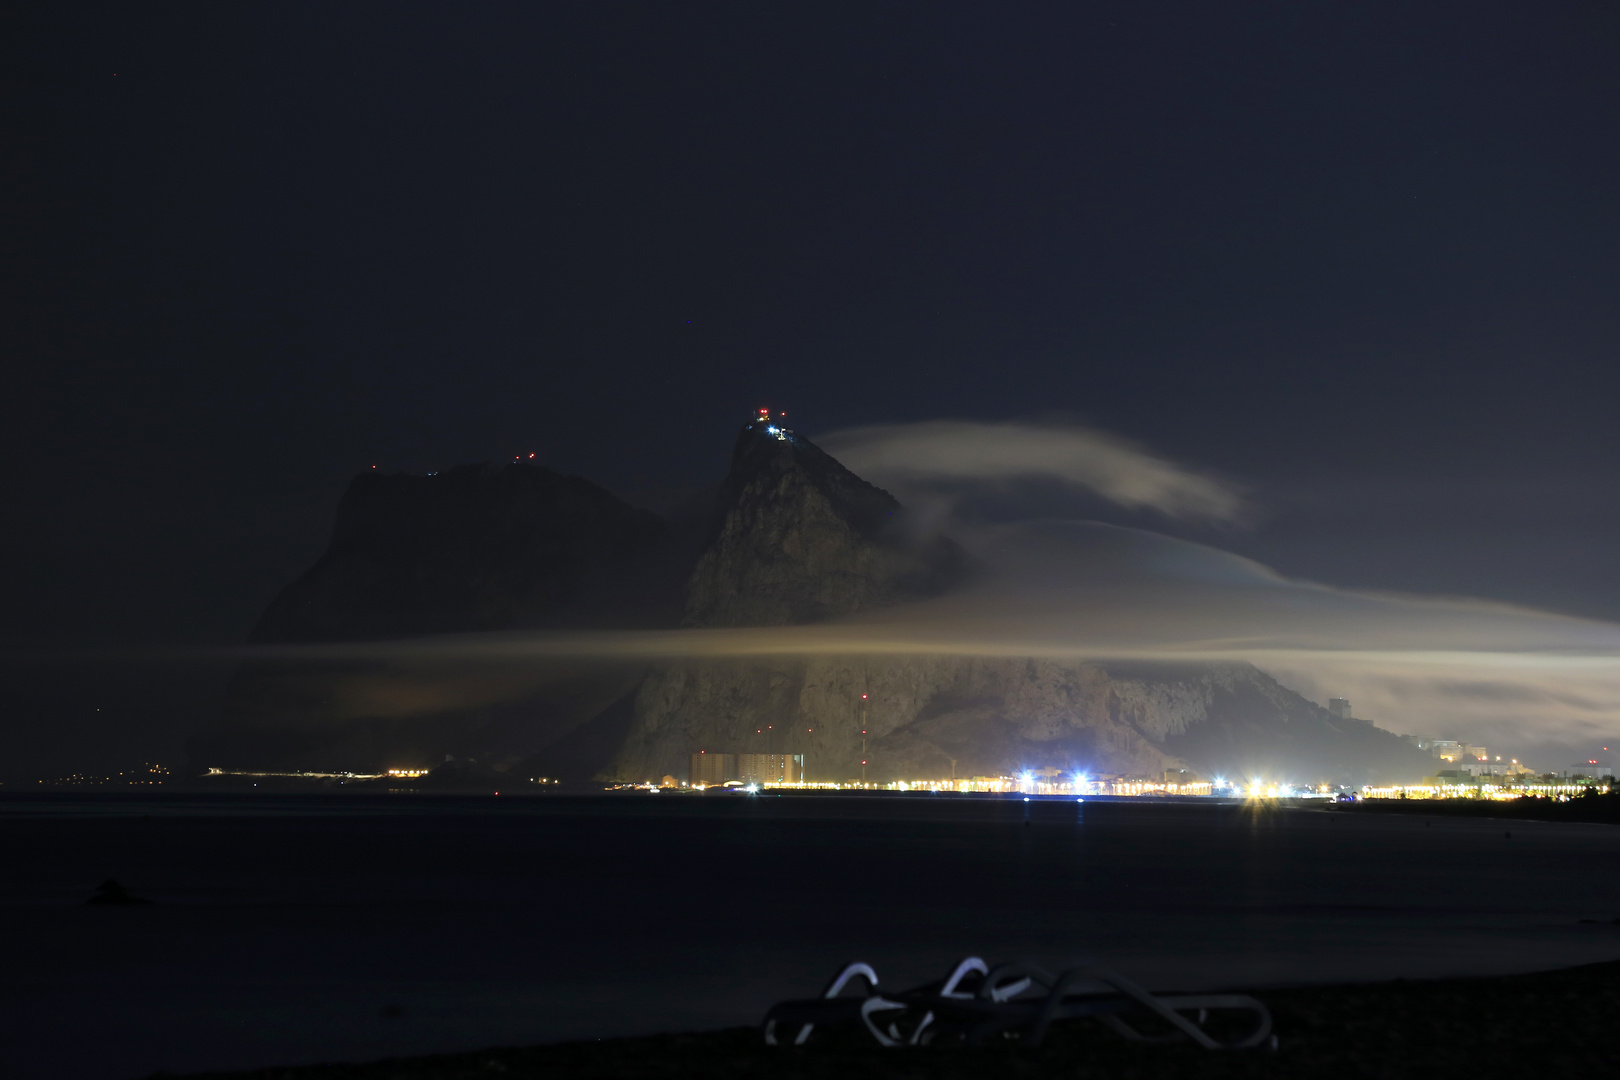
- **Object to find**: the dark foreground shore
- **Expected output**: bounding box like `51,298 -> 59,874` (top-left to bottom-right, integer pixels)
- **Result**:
167,960 -> 1620,1080
1335,788 -> 1620,824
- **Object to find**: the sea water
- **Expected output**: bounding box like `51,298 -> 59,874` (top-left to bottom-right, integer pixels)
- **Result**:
3,792 -> 1618,1078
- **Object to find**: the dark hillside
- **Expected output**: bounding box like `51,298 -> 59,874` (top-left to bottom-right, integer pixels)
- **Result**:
194,463 -> 693,776
253,462 -> 677,642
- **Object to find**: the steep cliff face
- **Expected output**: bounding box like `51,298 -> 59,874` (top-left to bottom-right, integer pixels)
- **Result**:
683,420 -> 963,627
609,424 -> 1432,786
610,655 -> 1428,786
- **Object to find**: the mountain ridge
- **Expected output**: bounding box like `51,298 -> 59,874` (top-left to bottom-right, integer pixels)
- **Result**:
252,462 -> 677,642
197,419 -> 1434,786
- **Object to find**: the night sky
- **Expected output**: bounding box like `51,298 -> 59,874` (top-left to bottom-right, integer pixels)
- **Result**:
4,3 -> 1619,770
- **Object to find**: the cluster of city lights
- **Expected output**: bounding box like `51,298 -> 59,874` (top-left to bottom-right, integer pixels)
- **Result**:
1362,781 -> 1604,801
204,767 -> 390,780
624,772 -> 1343,798
37,763 -> 170,787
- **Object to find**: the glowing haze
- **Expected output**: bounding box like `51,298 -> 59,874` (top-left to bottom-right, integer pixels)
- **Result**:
220,520 -> 1620,763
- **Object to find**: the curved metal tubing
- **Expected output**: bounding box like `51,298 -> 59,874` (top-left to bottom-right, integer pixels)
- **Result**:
823,962 -> 879,997
763,961 -> 882,1046
857,996 -> 909,1047
907,955 -> 989,1045
939,956 -> 989,998
763,955 -> 1271,1052
978,962 -> 1048,1004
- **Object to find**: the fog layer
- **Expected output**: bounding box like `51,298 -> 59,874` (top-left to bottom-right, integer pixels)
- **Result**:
211,521 -> 1620,764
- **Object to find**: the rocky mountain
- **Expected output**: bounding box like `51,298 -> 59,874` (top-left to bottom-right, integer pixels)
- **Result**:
607,423 -> 1430,787
194,462 -> 700,773
683,419 -> 965,627
251,462 -> 679,642
196,417 -> 1434,786
613,654 -> 1427,787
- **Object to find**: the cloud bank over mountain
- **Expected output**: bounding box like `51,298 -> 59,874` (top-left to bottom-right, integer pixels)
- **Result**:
216,518 -> 1620,764
817,420 -> 1249,524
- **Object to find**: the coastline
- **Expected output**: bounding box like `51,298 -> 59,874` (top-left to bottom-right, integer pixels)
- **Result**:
1333,790 -> 1620,825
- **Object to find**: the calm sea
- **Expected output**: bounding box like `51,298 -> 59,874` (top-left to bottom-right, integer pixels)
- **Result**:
3,792 -> 1619,1079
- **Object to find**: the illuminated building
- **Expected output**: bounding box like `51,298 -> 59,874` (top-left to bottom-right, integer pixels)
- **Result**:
1328,697 -> 1352,720
738,754 -> 805,784
690,751 -> 736,786
1362,779 -> 1602,800
1402,737 -> 1492,766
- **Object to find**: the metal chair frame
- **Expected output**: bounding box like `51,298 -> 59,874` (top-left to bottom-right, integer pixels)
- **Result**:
763,955 -> 1272,1051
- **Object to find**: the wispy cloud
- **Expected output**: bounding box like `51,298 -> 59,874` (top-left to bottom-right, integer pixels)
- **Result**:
149,521 -> 1620,759
817,420 -> 1247,524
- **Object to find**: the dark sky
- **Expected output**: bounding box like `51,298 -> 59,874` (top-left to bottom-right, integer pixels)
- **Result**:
4,2 -> 1619,767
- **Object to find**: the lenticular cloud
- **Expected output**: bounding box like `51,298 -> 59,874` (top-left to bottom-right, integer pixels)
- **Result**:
817,419 -> 1247,524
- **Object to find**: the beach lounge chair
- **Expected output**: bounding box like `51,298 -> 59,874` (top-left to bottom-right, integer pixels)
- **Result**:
763,955 -> 1272,1050
762,962 -> 905,1046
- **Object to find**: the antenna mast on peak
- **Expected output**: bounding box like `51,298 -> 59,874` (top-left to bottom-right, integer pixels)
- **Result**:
754,407 -> 792,441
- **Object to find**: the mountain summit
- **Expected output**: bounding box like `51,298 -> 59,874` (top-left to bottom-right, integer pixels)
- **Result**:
683,415 -> 964,627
